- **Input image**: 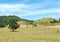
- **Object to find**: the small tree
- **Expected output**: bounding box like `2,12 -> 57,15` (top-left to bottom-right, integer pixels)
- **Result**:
32,23 -> 37,27
9,22 -> 19,32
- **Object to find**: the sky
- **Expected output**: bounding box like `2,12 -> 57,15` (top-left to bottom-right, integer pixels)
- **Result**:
0,0 -> 60,20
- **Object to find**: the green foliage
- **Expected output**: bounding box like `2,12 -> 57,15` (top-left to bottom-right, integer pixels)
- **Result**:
0,15 -> 21,28
32,24 -> 37,27
59,18 -> 60,23
0,22 -> 6,28
50,19 -> 59,23
0,15 -> 60,28
0,16 -> 8,27
0,15 -> 34,28
9,22 -> 19,32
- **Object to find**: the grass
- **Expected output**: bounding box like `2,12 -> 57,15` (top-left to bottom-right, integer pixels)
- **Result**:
0,26 -> 60,42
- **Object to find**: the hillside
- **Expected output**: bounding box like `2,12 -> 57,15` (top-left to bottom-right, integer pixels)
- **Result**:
0,15 -> 34,28
34,18 -> 59,26
0,16 -> 60,42
0,15 -> 60,28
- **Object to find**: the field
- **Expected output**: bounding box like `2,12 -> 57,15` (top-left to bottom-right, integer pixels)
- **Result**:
0,26 -> 60,42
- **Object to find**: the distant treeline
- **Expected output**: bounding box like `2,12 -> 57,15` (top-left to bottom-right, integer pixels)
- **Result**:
0,15 -> 60,28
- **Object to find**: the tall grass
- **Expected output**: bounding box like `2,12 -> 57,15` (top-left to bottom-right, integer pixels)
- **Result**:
0,26 -> 60,42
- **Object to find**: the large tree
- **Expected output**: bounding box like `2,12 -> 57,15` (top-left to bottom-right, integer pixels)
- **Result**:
9,22 -> 19,32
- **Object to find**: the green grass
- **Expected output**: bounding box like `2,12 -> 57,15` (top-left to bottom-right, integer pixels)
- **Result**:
0,26 -> 60,42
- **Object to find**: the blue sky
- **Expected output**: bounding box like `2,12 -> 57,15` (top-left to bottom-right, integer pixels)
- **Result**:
0,0 -> 60,20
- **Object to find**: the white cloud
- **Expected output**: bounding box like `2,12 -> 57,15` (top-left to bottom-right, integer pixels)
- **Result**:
0,3 -> 60,17
19,8 -> 60,17
0,4 -> 26,12
0,3 -> 44,15
34,8 -> 60,14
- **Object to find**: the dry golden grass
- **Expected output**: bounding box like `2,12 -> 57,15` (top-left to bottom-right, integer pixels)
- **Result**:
0,25 -> 60,42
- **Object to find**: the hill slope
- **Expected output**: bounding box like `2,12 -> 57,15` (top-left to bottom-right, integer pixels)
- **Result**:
34,18 -> 59,26
0,15 -> 34,28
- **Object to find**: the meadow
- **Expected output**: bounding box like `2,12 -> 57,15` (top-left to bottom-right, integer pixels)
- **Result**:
0,25 -> 60,42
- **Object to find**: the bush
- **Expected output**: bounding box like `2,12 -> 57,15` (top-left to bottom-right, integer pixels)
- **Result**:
9,22 -> 19,32
0,23 -> 6,28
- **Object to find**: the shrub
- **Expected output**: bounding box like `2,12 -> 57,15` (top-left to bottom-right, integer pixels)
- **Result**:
9,22 -> 19,32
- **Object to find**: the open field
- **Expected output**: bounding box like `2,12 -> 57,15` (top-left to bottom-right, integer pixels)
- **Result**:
0,26 -> 60,42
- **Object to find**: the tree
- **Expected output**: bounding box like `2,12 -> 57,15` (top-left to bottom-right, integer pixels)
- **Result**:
50,19 -> 58,23
0,16 -> 20,28
9,22 -> 19,32
59,18 -> 60,23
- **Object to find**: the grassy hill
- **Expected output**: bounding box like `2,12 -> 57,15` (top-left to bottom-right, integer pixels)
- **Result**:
0,15 -> 60,28
0,15 -> 34,28
0,16 -> 60,42
34,18 -> 59,26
